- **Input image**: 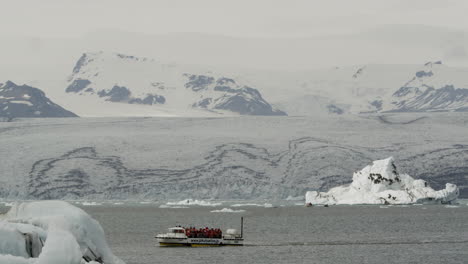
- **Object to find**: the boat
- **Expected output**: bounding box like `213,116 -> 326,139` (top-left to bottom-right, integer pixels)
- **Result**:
155,217 -> 244,247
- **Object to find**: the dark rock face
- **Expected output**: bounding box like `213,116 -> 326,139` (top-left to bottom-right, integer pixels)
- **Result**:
98,85 -> 131,102
0,81 -> 78,118
193,98 -> 212,108
415,71 -> 433,78
327,104 -> 344,115
216,77 -> 236,86
66,79 -> 91,93
352,67 -> 365,78
214,85 -> 238,93
390,84 -> 468,112
386,67 -> 468,112
129,94 -> 166,105
214,87 -> 287,116
67,78 -> 166,105
72,53 -> 90,74
182,75 -> 287,115
370,100 -> 383,111
185,75 -> 215,91
393,86 -> 420,98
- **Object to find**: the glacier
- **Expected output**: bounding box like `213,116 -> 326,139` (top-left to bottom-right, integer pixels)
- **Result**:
0,201 -> 124,264
305,157 -> 460,205
0,113 -> 467,200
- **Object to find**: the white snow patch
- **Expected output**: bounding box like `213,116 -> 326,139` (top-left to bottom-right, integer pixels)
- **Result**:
305,157 -> 460,205
210,208 -> 245,213
231,203 -> 263,207
231,203 -> 274,208
9,100 -> 33,106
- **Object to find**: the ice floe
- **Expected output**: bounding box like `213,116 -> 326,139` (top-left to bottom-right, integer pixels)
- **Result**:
0,201 -> 124,264
80,201 -> 102,206
210,208 -> 245,213
165,199 -> 222,207
231,203 -> 274,208
158,205 -> 189,209
305,157 -> 459,205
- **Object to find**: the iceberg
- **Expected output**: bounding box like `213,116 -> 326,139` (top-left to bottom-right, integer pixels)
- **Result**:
0,201 -> 125,264
305,157 -> 459,205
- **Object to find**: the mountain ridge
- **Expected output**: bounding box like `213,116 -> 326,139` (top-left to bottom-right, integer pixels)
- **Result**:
0,81 -> 77,118
64,51 -> 286,116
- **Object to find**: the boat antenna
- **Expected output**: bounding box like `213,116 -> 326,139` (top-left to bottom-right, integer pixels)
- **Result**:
241,217 -> 244,238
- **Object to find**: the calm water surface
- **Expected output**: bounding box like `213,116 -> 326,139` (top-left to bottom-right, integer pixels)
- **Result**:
81,203 -> 468,264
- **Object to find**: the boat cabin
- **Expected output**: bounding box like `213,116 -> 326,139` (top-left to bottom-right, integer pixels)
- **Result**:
168,227 -> 185,233
161,227 -> 187,238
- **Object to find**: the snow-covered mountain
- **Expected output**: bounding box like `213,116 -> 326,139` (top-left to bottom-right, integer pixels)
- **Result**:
245,61 -> 468,115
0,81 -> 77,118
65,52 -> 285,116
5,47 -> 465,117
2,48 -> 468,118
386,62 -> 468,112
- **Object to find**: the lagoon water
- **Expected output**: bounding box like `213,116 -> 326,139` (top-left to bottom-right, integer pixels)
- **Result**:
1,202 -> 467,263
80,202 -> 468,264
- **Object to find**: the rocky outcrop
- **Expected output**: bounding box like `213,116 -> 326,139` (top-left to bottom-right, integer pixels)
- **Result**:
387,64 -> 468,112
0,81 -> 78,118
185,74 -> 286,116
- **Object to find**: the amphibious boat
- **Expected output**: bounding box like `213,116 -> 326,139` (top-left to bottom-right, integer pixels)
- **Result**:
155,217 -> 244,247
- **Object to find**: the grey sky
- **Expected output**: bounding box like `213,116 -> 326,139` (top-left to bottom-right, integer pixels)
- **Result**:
2,0 -> 468,38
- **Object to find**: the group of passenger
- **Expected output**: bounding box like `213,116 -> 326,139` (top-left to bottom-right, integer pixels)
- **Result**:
184,227 -> 222,238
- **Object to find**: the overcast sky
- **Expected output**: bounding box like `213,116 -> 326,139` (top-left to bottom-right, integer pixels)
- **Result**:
2,0 -> 468,38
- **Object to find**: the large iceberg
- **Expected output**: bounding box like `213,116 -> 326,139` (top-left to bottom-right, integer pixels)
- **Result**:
0,201 -> 125,264
305,157 -> 459,205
